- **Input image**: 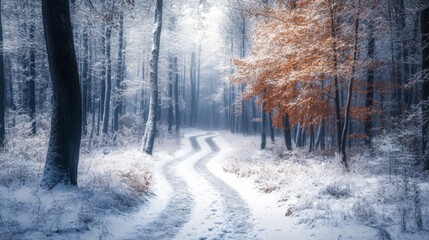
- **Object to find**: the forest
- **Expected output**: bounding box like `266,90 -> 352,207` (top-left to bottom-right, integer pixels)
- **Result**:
1,0 -> 429,239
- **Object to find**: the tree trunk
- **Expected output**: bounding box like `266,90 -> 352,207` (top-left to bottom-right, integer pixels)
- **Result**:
0,0 -> 4,148
174,57 -> 180,132
252,99 -> 257,133
113,13 -> 124,133
102,24 -> 112,135
97,25 -> 107,136
167,55 -> 174,132
41,0 -> 82,189
82,28 -> 89,135
283,114 -> 292,151
142,0 -> 163,155
28,0 -> 36,135
190,52 -> 195,126
261,104 -> 267,150
309,125 -> 315,152
195,45 -> 201,126
365,20 -> 375,148
340,0 -> 360,169
421,6 -> 429,171
331,5 -> 342,155
269,112 -> 275,143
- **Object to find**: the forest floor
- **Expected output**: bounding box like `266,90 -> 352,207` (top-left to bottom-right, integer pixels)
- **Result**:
1,129 -> 429,239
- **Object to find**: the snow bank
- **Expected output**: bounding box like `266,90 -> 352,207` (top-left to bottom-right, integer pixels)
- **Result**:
216,131 -> 429,240
0,123 -> 155,239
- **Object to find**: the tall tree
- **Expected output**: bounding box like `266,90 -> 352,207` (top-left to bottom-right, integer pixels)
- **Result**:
340,0 -> 361,168
0,0 -> 4,148
232,0 -> 367,166
422,6 -> 429,171
113,13 -> 125,133
174,57 -> 180,132
365,17 -> 375,148
28,0 -> 36,135
82,27 -> 89,135
141,0 -> 163,155
168,56 -> 174,132
41,0 -> 82,189
102,22 -> 112,135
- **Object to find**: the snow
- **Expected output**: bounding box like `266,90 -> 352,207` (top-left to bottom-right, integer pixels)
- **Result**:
208,134 -> 381,239
217,132 -> 429,240
1,129 -> 428,239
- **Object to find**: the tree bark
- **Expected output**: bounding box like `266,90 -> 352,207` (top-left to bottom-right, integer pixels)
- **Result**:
0,0 -> 4,148
168,55 -> 174,132
174,57 -> 180,132
82,28 -> 89,135
283,114 -> 292,151
28,0 -> 36,135
421,6 -> 429,171
102,24 -> 112,135
41,0 -> 82,189
330,3 -> 342,156
261,103 -> 267,150
190,52 -> 196,126
269,112 -> 275,143
340,0 -> 360,169
142,0 -> 163,155
113,13 -> 125,133
365,20 -> 375,148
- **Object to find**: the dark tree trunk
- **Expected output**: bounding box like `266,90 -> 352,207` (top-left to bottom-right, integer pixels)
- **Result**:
421,6 -> 429,171
28,0 -> 36,135
340,0 -> 360,169
190,52 -> 196,126
41,0 -> 82,189
261,104 -> 267,150
0,0 -> 4,148
283,114 -> 292,151
309,125 -> 315,152
97,26 -> 107,136
240,16 -> 248,134
195,45 -> 201,126
252,99 -> 257,133
142,0 -> 163,155
6,56 -> 15,110
331,6 -> 342,155
365,20 -> 375,148
113,13 -> 125,133
269,112 -> 275,143
168,55 -> 174,132
174,57 -> 180,132
82,28 -> 89,135
102,24 -> 112,135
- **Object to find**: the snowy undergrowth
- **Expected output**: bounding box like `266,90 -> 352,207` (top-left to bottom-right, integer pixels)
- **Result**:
0,115 -> 166,239
221,132 -> 429,239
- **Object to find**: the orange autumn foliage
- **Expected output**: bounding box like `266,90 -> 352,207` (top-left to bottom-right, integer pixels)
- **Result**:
231,0 -> 369,130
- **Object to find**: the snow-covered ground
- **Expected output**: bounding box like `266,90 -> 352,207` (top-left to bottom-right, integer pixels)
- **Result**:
1,128 -> 428,239
219,132 -> 429,240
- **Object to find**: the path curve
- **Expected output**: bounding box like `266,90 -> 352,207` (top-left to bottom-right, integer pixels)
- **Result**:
192,135 -> 256,239
129,134 -> 208,240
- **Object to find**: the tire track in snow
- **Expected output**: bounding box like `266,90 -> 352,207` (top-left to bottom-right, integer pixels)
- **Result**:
192,135 -> 256,239
129,134 -> 208,240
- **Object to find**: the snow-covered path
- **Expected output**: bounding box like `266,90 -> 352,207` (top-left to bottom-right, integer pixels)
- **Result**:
129,132 -> 256,240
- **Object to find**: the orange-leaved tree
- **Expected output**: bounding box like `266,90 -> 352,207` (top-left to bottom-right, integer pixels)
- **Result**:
231,0 -> 365,168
